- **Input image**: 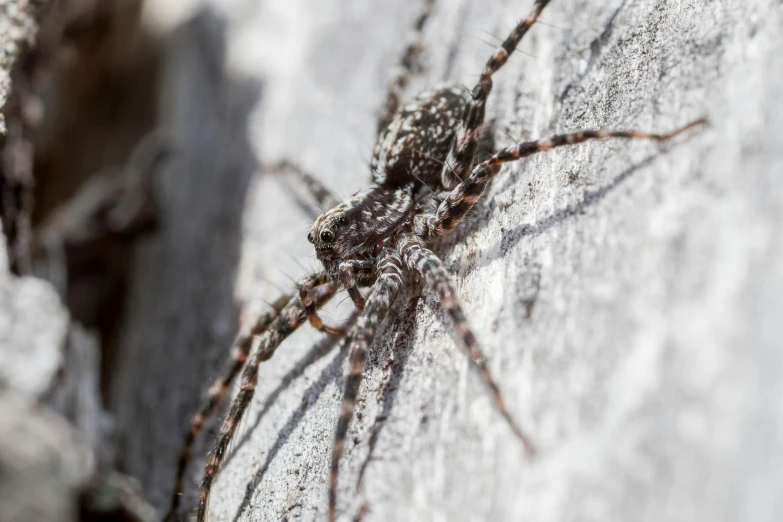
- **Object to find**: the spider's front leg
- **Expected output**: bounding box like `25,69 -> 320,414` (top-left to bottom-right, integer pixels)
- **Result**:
398,234 -> 535,453
338,259 -> 376,311
197,280 -> 339,522
329,249 -> 404,522
300,272 -> 349,335
163,293 -> 291,522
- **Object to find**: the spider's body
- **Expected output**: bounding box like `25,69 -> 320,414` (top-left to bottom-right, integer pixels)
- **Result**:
309,85 -> 472,308
162,1 -> 705,521
371,86 -> 467,188
310,85 -> 469,283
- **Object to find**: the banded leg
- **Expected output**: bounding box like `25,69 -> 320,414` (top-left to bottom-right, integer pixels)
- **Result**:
424,119 -> 707,237
329,250 -> 405,522
300,272 -> 346,335
398,234 -> 535,453
163,293 -> 291,522
198,282 -> 339,522
338,259 -> 376,311
376,0 -> 436,134
441,0 -> 551,188
268,159 -> 340,211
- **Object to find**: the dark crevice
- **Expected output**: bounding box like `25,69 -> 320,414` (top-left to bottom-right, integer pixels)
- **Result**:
29,0 -> 162,402
0,0 -> 59,275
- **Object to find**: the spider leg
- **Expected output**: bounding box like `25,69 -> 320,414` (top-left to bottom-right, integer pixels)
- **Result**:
441,0 -> 551,189
376,0 -> 436,135
300,271 -> 347,335
423,119 -> 707,238
197,281 -> 339,522
329,250 -> 405,522
267,159 -> 340,211
338,259 -> 376,311
398,234 -> 535,453
163,293 -> 291,522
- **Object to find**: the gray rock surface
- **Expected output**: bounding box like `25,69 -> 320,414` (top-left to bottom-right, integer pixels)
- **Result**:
114,0 -> 783,521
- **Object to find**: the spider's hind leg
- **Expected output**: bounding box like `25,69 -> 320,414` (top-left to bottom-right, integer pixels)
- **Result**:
441,0 -> 551,188
376,0 -> 436,135
398,234 -> 535,453
267,159 -> 340,214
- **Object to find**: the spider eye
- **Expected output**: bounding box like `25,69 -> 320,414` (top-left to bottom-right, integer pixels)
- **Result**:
320,230 -> 334,243
337,216 -> 347,226
307,232 -> 315,243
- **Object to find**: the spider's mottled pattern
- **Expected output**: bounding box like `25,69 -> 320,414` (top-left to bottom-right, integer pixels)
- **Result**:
163,1 -> 704,520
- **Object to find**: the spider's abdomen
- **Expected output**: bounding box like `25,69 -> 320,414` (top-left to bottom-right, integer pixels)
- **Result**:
371,86 -> 468,189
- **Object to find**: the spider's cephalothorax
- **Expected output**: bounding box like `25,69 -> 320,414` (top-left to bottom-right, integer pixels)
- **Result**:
163,1 -> 706,521
308,184 -> 415,273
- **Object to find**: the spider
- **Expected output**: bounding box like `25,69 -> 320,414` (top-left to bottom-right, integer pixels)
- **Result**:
162,1 -> 705,520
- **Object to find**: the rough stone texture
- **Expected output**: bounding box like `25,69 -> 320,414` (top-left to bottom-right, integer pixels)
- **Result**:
115,1 -> 783,521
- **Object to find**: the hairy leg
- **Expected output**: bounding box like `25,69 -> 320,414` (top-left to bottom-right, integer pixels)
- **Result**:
163,293 -> 291,522
441,0 -> 551,188
197,282 -> 339,522
376,0 -> 436,135
268,159 -> 340,211
338,259 -> 376,311
300,272 -> 347,335
398,234 -> 535,453
329,249 -> 405,522
423,119 -> 707,237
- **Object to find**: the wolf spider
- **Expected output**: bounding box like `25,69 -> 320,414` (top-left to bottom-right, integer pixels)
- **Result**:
163,0 -> 705,520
